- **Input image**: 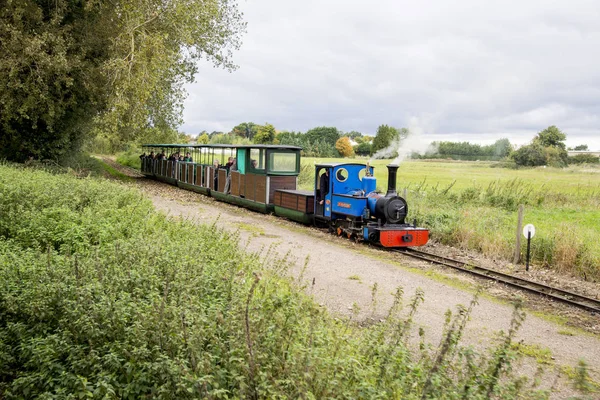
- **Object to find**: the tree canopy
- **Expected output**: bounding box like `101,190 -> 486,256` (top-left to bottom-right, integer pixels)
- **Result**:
335,137 -> 354,157
372,125 -> 403,154
253,123 -> 276,144
0,0 -> 245,161
305,127 -> 340,148
534,125 -> 567,149
231,122 -> 259,140
511,126 -> 568,167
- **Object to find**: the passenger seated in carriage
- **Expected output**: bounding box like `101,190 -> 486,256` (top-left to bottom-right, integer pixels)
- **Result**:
213,159 -> 220,189
224,158 -> 237,194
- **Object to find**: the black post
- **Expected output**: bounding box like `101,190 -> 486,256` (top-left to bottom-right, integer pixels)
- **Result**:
526,231 -> 531,271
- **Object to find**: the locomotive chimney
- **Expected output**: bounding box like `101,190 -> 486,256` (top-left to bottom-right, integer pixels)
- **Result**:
386,164 -> 399,197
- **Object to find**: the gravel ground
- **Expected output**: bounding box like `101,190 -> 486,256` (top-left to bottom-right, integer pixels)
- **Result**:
103,158 -> 600,398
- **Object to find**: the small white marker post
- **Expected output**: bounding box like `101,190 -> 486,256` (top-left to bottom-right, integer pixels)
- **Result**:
522,224 -> 536,271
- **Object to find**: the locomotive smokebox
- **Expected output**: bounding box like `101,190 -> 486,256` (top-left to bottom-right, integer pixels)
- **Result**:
386,164 -> 399,197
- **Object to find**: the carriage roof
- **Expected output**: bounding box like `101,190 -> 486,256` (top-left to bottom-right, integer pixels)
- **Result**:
143,144 -> 302,151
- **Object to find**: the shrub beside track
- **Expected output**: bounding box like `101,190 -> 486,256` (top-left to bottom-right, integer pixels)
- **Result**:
0,163 -> 560,398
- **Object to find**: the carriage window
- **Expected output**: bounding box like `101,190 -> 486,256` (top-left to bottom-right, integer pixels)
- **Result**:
249,148 -> 265,171
268,152 -> 298,173
336,168 -> 348,182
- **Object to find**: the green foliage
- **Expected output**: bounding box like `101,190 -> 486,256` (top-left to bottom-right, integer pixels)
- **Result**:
511,142 -> 547,167
253,123 -> 276,144
209,133 -> 233,144
0,164 -> 551,398
231,122 -> 259,140
510,126 -> 569,168
428,139 -> 513,160
0,0 -> 107,162
372,125 -> 401,155
0,0 -> 245,161
568,154 -> 599,165
277,130 -> 340,157
354,142 -> 372,156
209,133 -> 252,145
573,144 -> 589,151
534,126 -> 567,149
305,126 -> 340,148
197,133 -> 210,144
116,150 -> 142,170
345,130 -> 363,139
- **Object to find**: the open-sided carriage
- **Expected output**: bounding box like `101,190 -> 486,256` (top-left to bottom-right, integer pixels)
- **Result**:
140,144 -> 301,213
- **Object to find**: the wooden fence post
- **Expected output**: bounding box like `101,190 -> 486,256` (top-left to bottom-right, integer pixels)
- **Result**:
513,204 -> 524,264
403,188 -> 408,199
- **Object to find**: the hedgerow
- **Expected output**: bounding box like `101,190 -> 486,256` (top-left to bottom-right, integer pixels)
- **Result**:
0,164 -> 550,398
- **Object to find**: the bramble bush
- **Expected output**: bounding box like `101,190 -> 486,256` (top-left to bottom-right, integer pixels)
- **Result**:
0,164 -> 551,398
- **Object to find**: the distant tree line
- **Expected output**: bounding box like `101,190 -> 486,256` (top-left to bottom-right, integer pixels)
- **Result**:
510,126 -> 598,167
422,139 -> 513,161
186,122 -> 599,167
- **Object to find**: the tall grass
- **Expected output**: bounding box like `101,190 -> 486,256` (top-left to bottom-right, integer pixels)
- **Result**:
301,158 -> 600,281
0,164 -> 554,398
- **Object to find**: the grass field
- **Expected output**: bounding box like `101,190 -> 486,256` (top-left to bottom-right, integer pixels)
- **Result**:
301,158 -> 600,280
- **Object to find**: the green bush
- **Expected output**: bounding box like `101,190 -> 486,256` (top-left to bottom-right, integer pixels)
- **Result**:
116,149 -> 142,169
0,165 -> 551,398
568,154 -> 600,165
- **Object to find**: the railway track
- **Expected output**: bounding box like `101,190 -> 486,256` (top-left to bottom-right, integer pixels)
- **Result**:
114,159 -> 599,314
394,248 -> 600,314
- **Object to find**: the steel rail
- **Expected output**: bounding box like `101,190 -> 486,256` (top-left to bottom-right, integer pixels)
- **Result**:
394,248 -> 600,314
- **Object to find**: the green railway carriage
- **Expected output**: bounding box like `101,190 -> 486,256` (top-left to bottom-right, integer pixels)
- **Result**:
140,144 -> 302,213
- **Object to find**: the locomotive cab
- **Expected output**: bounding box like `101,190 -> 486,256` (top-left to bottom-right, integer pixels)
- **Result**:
314,163 -> 375,221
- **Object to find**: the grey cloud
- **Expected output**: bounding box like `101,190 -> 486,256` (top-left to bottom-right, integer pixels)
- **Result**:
182,0 -> 600,149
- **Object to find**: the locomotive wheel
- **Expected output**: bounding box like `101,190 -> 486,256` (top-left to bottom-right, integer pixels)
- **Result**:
337,227 -> 343,236
347,232 -> 352,239
368,232 -> 379,243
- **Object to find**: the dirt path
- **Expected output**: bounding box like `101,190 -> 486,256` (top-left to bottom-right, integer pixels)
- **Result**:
103,158 -> 600,397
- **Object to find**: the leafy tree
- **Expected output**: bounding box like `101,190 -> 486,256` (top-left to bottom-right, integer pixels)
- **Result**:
511,142 -> 546,166
354,142 -> 372,156
532,126 -> 568,166
335,137 -> 354,157
574,144 -> 589,151
210,133 -> 234,144
534,126 -> 567,149
231,122 -> 259,140
372,125 -> 400,154
345,131 -> 363,140
0,0 -> 245,161
253,123 -> 276,144
305,126 -> 340,148
544,146 -> 566,167
198,133 -> 210,144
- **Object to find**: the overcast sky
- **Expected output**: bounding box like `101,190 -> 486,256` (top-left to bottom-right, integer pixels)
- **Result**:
182,0 -> 600,149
